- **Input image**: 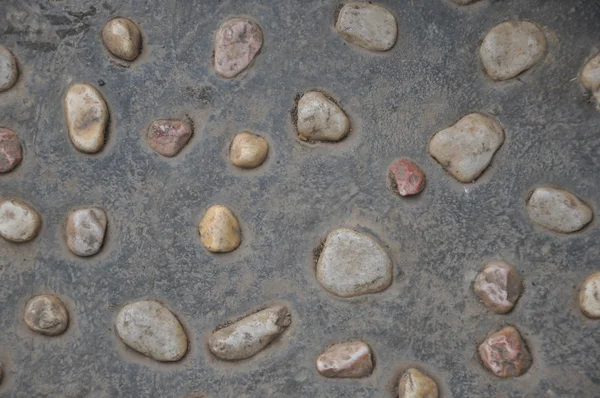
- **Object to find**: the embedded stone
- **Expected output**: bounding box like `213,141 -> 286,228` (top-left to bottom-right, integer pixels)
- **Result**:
0,128 -> 22,173
230,132 -> 269,168
208,305 -> 291,360
398,368 -> 439,398
474,261 -> 521,314
478,325 -> 532,378
429,113 -> 504,182
296,91 -> 350,142
0,45 -> 18,92
316,341 -> 373,378
24,295 -> 69,336
0,199 -> 40,242
526,187 -> 592,233
199,205 -> 241,253
335,3 -> 397,51
579,272 -> 600,319
316,228 -> 392,298
147,120 -> 193,157
64,84 -> 108,154
581,53 -> 600,92
480,21 -> 547,81
66,207 -> 107,257
115,300 -> 188,362
388,158 -> 426,196
214,18 -> 263,78
102,17 -> 142,61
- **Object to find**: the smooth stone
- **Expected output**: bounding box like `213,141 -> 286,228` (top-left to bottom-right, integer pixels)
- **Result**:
429,113 -> 504,182
388,158 -> 426,196
398,368 -> 439,398
0,199 -> 40,242
296,91 -> 350,142
147,119 -> 193,157
335,3 -> 397,51
64,83 -> 108,154
0,45 -> 18,92
24,295 -> 69,336
316,228 -> 392,298
230,132 -> 269,168
480,21 -> 547,81
102,17 -> 142,61
214,18 -> 263,78
66,207 -> 107,257
316,341 -> 373,378
581,53 -> 600,92
478,325 -> 532,378
526,187 -> 592,233
199,205 -> 241,253
208,305 -> 291,360
474,261 -> 521,314
115,300 -> 188,362
579,272 -> 600,319
0,128 -> 22,173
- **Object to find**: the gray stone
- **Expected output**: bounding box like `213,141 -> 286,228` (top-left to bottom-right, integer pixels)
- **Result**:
0,45 -> 18,92
580,272 -> 600,319
214,18 -> 263,78
335,3 -> 397,51
0,199 -> 41,242
66,207 -> 107,257
527,187 -> 592,233
296,91 -> 350,142
24,295 -> 69,336
64,84 -> 109,154
102,17 -> 142,61
316,341 -> 373,378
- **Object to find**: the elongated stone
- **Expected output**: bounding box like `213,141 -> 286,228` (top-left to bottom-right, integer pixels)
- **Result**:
0,199 -> 40,242
208,305 -> 291,360
582,53 -> 600,92
335,3 -> 397,51
24,295 -> 69,336
474,261 -> 521,314
316,341 -> 373,378
0,45 -> 18,92
147,119 -> 193,157
579,272 -> 600,319
214,18 -> 263,78
64,84 -> 108,154
296,91 -> 350,142
526,187 -> 592,233
0,128 -> 22,173
230,132 -> 269,168
115,300 -> 188,362
478,326 -> 532,378
199,205 -> 241,253
102,17 -> 142,61
398,368 -> 439,398
66,207 -> 107,257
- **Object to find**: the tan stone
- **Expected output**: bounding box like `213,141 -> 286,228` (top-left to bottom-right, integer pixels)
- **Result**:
102,17 -> 142,61
214,18 -> 263,78
297,91 -> 350,142
398,368 -> 439,398
0,199 -> 41,242
199,205 -> 241,253
230,132 -> 269,168
582,53 -> 600,92
526,187 -> 592,233
66,207 -> 107,257
0,44 -> 18,92
24,295 -> 69,336
64,83 -> 108,154
478,325 -> 532,378
474,261 -> 521,314
579,272 -> 600,319
316,341 -> 373,378
335,3 -> 397,51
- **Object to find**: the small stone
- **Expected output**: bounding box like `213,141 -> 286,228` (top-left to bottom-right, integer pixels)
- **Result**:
474,261 -> 521,314
24,295 -> 69,336
296,91 -> 350,142
0,45 -> 18,92
335,3 -> 397,51
0,199 -> 40,242
388,158 -> 426,196
230,132 -> 269,168
147,120 -> 193,157
115,300 -> 188,362
480,21 -> 547,81
316,228 -> 392,298
526,187 -> 592,233
102,17 -> 142,61
214,18 -> 263,78
429,113 -> 504,182
64,83 -> 109,154
398,368 -> 439,398
579,272 -> 600,319
581,53 -> 600,92
66,207 -> 107,257
478,325 -> 532,378
316,341 -> 373,378
0,128 -> 22,173
208,305 -> 291,360
199,205 -> 241,253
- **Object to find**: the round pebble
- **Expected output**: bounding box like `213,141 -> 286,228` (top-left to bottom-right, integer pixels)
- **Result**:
0,44 -> 18,92
147,119 -> 193,157
0,199 -> 40,242
474,261 -> 521,314
316,341 -> 373,378
388,158 -> 426,196
198,205 -> 241,253
579,272 -> 600,319
64,83 -> 109,154
478,325 -> 532,378
296,91 -> 350,142
214,18 -> 263,78
66,207 -> 107,257
526,187 -> 592,233
24,295 -> 69,336
0,128 -> 22,173
398,368 -> 439,398
230,132 -> 269,168
335,3 -> 397,51
102,17 -> 142,61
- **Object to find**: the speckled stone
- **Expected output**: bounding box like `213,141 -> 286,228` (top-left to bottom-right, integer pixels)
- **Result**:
388,158 -> 426,196
230,132 -> 269,168
296,91 -> 350,142
199,205 -> 241,253
64,83 -> 108,154
0,128 -> 22,173
24,295 -> 69,336
66,207 -> 107,257
478,325 -> 532,378
102,17 -> 142,61
115,300 -> 188,362
474,261 -> 521,314
398,368 -> 439,398
147,120 -> 193,157
316,341 -> 373,378
214,18 -> 263,78
335,3 -> 397,51
0,199 -> 40,242
209,305 -> 291,360
526,187 -> 592,233
480,21 -> 547,81
0,45 -> 18,92
579,272 -> 600,319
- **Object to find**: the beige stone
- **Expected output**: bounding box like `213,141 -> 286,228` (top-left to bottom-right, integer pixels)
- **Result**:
214,18 -> 263,78
199,205 -> 241,253
64,83 -> 109,154
297,91 -> 350,142
230,132 -> 269,168
316,341 -> 373,378
0,45 -> 18,92
526,187 -> 592,233
24,295 -> 69,336
398,368 -> 439,398
0,199 -> 41,242
335,3 -> 397,51
102,17 -> 142,61
66,207 -> 107,257
474,261 -> 521,314
582,53 -> 600,92
579,272 -> 600,319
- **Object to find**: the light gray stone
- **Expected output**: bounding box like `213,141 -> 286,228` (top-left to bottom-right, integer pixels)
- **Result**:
66,207 -> 107,257
335,3 -> 397,51
0,45 -> 18,92
316,341 -> 373,378
0,199 -> 41,242
580,272 -> 600,319
24,295 -> 69,336
64,83 -> 109,154
527,187 -> 592,233
297,91 -> 350,142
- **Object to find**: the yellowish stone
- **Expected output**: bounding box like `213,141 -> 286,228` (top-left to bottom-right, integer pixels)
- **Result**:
398,368 -> 439,398
64,83 -> 108,154
230,132 -> 269,168
199,205 -> 241,253
102,17 -> 142,61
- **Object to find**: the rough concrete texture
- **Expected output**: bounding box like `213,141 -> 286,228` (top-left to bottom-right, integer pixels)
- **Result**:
0,0 -> 599,397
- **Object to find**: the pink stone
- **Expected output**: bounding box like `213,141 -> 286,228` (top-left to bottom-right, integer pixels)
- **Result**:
0,128 -> 22,173
214,18 -> 263,78
147,120 -> 192,157
474,261 -> 522,314
478,326 -> 532,378
388,158 -> 426,196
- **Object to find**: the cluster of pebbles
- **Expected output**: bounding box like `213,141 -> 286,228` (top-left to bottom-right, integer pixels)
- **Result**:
0,1 -> 598,396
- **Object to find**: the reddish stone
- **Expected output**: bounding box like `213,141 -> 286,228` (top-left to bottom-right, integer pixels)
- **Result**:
0,128 -> 22,173
478,326 -> 532,378
214,18 -> 263,78
388,158 -> 426,196
147,120 -> 192,157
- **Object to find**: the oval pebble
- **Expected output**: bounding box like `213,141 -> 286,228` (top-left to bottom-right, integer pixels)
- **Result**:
296,91 -> 350,142
102,17 -> 142,61
0,199 -> 40,242
527,187 -> 592,233
66,207 -> 107,257
214,18 -> 263,78
335,3 -> 397,51
24,295 -> 69,336
64,83 -> 109,154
